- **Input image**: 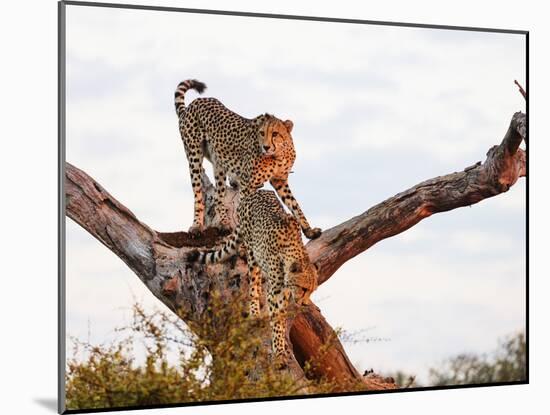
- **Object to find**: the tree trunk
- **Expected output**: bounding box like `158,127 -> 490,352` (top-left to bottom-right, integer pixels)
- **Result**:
65,111 -> 525,390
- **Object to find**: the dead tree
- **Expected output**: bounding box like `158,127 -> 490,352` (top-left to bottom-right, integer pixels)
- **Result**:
65,110 -> 526,390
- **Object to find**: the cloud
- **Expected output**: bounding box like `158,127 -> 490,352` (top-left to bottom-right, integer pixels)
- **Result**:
449,229 -> 516,255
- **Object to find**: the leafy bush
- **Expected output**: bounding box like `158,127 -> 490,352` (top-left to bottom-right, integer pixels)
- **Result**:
66,292 -> 340,410
385,331 -> 526,389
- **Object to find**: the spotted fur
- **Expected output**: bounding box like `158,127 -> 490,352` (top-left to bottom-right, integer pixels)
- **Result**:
188,190 -> 319,364
175,79 -> 321,239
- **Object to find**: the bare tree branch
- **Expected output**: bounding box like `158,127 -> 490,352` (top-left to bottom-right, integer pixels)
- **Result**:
306,112 -> 526,284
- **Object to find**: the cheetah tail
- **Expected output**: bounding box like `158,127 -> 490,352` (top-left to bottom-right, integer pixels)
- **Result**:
174,79 -> 207,117
187,229 -> 240,265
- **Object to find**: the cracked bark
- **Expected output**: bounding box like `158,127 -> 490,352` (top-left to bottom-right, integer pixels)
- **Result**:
65,111 -> 525,391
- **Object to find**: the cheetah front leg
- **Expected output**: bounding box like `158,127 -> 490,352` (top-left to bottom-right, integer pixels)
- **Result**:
270,178 -> 322,240
267,270 -> 293,367
213,164 -> 231,233
246,250 -> 262,318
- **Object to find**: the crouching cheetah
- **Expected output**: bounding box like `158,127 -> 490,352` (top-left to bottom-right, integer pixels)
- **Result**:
175,79 -> 321,240
188,190 -> 319,365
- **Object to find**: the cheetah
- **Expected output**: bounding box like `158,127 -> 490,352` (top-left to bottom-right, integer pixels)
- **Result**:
188,190 -> 319,365
175,79 -> 321,239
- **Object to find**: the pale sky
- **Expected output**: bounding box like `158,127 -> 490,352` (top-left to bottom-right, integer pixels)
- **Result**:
64,4 -> 526,384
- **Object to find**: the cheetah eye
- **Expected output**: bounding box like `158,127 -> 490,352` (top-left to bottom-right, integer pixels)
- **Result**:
272,131 -> 279,138
259,130 -> 265,136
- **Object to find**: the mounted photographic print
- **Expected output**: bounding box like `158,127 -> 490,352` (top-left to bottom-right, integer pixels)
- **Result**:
58,1 -> 528,413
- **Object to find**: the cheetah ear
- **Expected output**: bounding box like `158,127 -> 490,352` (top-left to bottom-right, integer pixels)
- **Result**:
284,119 -> 294,133
290,261 -> 302,273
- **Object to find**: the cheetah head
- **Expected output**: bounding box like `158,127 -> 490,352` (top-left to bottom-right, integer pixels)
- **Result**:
289,260 -> 319,306
258,117 -> 294,157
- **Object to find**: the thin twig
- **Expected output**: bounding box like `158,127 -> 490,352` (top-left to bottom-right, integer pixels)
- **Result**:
514,80 -> 527,100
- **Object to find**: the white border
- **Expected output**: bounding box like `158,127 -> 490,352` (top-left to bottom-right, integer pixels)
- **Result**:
2,1 -> 547,414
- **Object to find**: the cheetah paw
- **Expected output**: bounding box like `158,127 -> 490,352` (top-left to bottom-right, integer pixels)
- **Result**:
188,224 -> 205,237
304,227 -> 322,240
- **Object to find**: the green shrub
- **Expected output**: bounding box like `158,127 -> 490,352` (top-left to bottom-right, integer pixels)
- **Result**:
429,331 -> 526,386
66,293 -> 340,410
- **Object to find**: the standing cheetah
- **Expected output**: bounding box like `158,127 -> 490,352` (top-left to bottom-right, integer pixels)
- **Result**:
175,79 -> 321,239
188,190 -> 319,365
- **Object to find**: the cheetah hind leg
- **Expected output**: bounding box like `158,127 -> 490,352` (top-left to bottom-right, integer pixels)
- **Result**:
186,146 -> 206,237
187,166 -> 207,236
